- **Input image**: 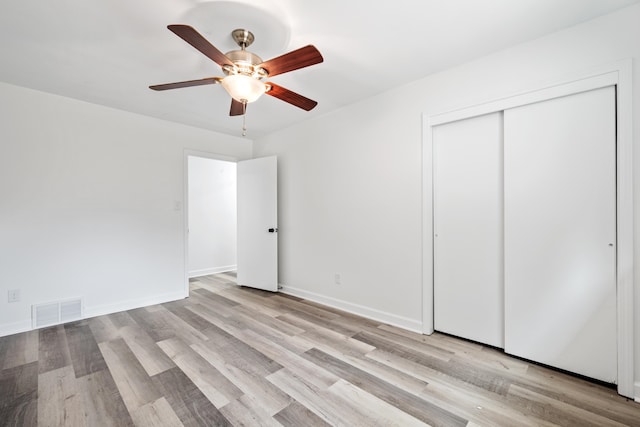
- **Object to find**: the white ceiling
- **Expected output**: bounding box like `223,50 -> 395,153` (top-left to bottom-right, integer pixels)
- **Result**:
1,0 -> 638,138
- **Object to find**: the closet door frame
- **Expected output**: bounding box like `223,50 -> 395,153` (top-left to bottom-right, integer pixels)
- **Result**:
421,59 -> 634,398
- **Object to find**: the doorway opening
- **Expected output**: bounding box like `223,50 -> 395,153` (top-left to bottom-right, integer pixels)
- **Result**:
185,154 -> 237,296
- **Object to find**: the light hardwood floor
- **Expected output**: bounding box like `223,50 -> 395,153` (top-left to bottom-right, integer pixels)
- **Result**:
1,272 -> 639,426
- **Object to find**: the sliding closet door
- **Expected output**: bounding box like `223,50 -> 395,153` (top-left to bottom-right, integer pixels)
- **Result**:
433,112 -> 504,348
504,86 -> 616,383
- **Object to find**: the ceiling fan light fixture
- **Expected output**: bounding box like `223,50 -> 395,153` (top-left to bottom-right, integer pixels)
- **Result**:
221,74 -> 266,103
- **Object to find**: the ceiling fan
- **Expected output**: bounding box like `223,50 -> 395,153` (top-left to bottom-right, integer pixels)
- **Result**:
150,25 -> 323,122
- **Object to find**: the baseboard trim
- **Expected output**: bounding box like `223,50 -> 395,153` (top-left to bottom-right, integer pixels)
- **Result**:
83,291 -> 186,320
280,285 -> 422,333
0,290 -> 188,338
188,265 -> 237,278
0,319 -> 32,338
634,381 -> 640,403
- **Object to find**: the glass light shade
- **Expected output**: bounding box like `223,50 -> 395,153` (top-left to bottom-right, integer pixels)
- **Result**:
221,74 -> 266,103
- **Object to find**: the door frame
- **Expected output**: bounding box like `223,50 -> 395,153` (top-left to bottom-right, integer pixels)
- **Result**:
421,59 -> 634,398
183,150 -> 238,297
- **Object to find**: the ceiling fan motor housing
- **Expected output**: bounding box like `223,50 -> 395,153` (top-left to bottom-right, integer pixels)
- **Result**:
223,50 -> 267,79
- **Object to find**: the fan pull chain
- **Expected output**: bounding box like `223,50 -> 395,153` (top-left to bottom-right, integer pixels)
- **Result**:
242,101 -> 247,137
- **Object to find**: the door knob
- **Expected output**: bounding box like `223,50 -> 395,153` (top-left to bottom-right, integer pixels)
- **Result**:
268,228 -> 278,233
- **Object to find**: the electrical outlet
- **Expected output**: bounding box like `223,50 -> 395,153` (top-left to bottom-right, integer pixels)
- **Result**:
8,289 -> 20,303
334,273 -> 341,285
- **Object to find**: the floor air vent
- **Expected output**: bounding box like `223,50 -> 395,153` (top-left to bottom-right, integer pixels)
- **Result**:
32,298 -> 83,328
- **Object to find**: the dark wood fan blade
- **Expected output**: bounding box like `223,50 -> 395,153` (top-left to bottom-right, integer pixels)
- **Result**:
230,99 -> 246,116
265,83 -> 318,111
149,77 -> 222,91
168,24 -> 234,67
259,45 -> 323,77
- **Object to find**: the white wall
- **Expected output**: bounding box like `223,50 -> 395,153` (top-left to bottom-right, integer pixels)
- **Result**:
188,156 -> 237,277
253,4 -> 640,397
0,82 -> 252,336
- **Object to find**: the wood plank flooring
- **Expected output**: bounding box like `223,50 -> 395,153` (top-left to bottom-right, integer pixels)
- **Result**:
1,272 -> 639,426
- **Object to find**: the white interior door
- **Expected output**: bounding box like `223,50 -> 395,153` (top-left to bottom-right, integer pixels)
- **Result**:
504,86 -> 617,383
237,156 -> 278,292
433,112 -> 504,348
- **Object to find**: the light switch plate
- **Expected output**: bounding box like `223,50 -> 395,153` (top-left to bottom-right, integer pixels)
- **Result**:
8,289 -> 20,303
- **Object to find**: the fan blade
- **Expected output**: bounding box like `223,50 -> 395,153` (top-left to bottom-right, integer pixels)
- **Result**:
265,83 -> 318,111
149,77 -> 222,91
259,45 -> 323,77
230,99 -> 246,116
168,24 -> 234,67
